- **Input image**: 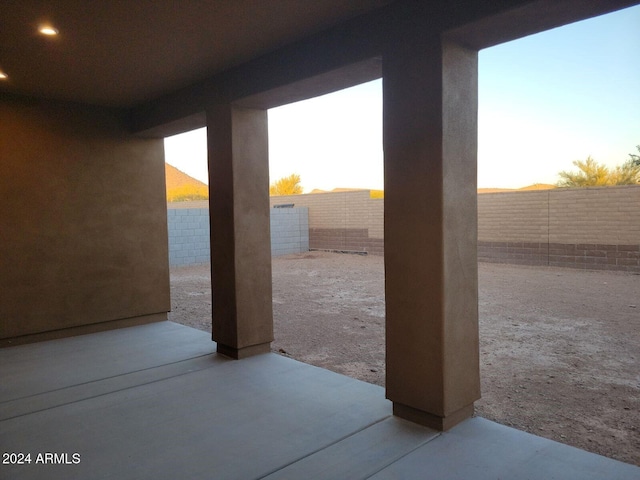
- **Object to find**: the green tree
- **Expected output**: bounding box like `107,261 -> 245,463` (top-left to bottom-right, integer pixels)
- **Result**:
557,157 -> 610,187
557,155 -> 640,187
629,145 -> 640,167
610,159 -> 640,185
270,173 -> 303,196
167,184 -> 209,202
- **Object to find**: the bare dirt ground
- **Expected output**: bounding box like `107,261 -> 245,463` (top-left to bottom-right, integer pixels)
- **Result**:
168,252 -> 640,466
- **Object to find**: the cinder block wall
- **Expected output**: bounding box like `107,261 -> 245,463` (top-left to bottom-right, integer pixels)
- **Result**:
270,191 -> 383,255
167,203 -> 211,266
270,207 -> 309,256
167,203 -> 309,265
478,186 -> 640,271
270,186 -> 639,272
168,188 -> 638,272
477,190 -> 550,265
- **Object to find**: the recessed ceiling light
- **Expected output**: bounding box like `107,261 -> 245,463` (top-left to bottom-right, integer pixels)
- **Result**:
0,71 -> 8,80
38,25 -> 59,36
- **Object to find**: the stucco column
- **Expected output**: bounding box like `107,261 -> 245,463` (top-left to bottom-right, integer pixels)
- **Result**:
207,104 -> 273,359
383,33 -> 480,430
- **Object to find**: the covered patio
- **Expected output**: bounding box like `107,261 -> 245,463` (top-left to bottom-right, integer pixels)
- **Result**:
3,321 -> 639,479
2,0 -> 639,478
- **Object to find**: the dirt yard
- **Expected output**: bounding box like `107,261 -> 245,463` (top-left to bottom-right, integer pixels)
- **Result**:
168,252 -> 639,466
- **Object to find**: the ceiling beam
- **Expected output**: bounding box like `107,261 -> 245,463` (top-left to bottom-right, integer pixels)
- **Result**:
129,0 -> 639,138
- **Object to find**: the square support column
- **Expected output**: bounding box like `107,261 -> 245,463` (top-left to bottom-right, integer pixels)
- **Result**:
207,104 -> 273,359
383,35 -> 480,430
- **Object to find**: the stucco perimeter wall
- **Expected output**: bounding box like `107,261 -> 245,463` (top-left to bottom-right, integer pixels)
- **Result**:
269,187 -> 639,272
0,95 -> 171,343
270,191 -> 384,255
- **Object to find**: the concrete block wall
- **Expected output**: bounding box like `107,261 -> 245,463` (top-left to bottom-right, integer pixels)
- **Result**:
548,186 -> 639,245
478,191 -> 549,243
270,191 -> 384,254
167,206 -> 211,266
270,207 -> 309,256
167,203 -> 309,266
168,186 -> 639,272
478,185 -> 640,272
271,186 -> 639,272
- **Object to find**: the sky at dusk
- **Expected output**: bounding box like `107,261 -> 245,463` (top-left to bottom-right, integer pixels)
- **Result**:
164,5 -> 640,191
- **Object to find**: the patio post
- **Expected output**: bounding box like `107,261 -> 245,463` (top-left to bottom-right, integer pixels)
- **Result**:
206,104 -> 274,359
383,29 -> 480,430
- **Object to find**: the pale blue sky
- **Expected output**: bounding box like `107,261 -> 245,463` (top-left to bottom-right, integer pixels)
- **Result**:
165,5 -> 639,191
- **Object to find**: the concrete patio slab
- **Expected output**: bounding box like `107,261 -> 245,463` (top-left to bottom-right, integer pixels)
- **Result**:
1,322 -> 638,480
370,417 -> 640,480
262,417 -> 439,480
0,321 -> 215,402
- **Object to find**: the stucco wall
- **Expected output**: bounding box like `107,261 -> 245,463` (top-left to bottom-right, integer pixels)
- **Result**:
0,95 -> 171,343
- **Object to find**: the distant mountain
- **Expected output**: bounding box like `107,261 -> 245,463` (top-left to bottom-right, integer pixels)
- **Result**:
306,184 -> 557,197
165,163 -> 208,202
477,188 -> 513,194
518,183 -> 556,191
478,184 -> 556,194
309,188 -> 368,194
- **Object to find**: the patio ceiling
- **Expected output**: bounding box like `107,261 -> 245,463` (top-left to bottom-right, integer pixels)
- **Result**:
0,0 -> 390,108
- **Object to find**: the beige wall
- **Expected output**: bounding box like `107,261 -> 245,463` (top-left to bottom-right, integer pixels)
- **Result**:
270,186 -> 640,272
478,190 -> 549,243
271,190 -> 378,230
478,186 -> 640,244
270,190 -> 383,254
478,187 -> 640,271
549,186 -> 640,245
273,186 -> 640,246
0,95 -> 170,343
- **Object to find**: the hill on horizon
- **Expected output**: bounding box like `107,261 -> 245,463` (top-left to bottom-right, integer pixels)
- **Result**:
306,184 -> 556,197
165,163 -> 208,202
477,183 -> 556,194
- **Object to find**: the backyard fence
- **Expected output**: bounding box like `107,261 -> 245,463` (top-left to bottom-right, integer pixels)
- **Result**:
271,186 -> 640,273
167,201 -> 309,266
477,186 -> 639,271
167,186 -> 639,272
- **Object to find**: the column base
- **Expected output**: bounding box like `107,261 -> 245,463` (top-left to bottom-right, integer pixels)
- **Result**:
393,402 -> 474,431
216,342 -> 271,359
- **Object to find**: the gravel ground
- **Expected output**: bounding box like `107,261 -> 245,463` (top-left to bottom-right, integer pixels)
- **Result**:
168,252 -> 640,466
